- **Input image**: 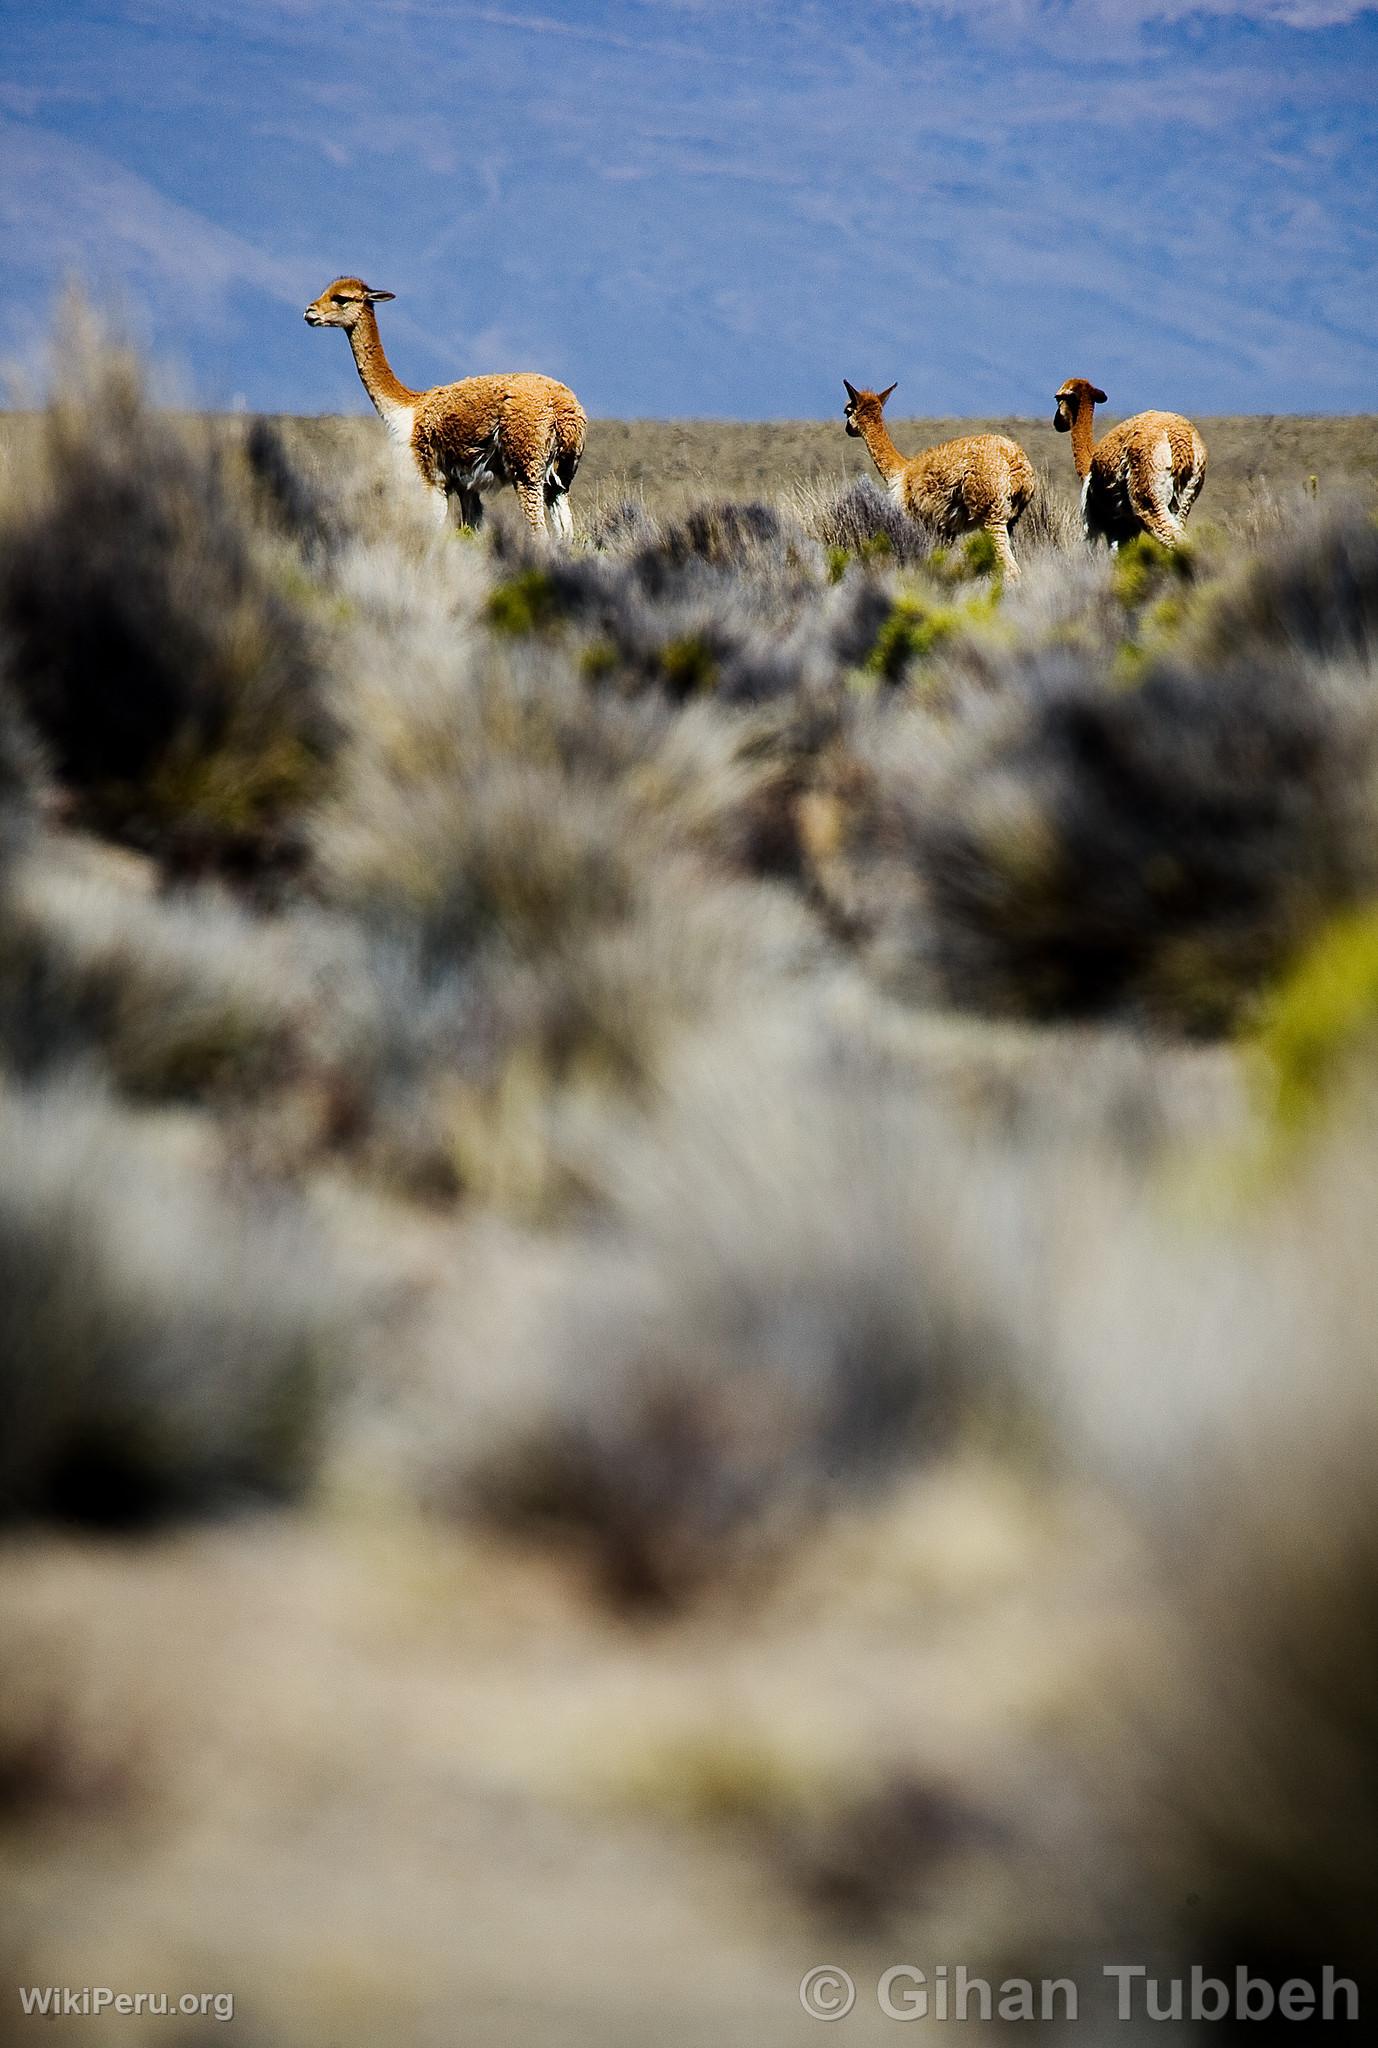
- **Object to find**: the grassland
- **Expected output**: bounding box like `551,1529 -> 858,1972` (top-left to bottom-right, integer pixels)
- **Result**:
9,407 -> 1376,527
261,407 -> 1378,524
2,352 -> 1378,2043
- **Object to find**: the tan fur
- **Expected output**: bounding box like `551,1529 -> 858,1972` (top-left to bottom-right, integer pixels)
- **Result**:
1054,378 -> 1206,549
842,380 -> 1036,578
305,278 -> 586,536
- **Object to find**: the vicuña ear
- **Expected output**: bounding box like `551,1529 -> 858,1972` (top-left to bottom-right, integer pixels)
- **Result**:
1090,386 -> 1107,404
877,381 -> 898,406
365,288 -> 396,304
843,379 -> 859,402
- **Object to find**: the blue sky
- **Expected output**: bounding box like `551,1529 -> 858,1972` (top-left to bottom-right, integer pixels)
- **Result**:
2,2 -> 1376,416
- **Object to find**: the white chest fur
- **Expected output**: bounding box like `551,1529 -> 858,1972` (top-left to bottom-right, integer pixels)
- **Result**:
378,402 -> 415,449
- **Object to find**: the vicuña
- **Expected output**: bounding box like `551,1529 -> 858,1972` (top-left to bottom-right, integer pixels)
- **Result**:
1053,379 -> 1206,548
305,277 -> 586,537
842,380 -> 1036,578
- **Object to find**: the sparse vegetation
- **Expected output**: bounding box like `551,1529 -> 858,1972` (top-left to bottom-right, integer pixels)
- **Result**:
0,337 -> 335,877
2,339 -> 1378,2036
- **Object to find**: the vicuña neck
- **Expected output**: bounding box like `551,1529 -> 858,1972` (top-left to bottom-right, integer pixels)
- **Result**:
856,414 -> 906,485
347,306 -> 419,418
1069,400 -> 1097,480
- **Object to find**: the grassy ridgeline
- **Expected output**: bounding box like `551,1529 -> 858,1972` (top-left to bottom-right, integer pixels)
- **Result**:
6,407 -> 1378,528
2,339 -> 1378,2038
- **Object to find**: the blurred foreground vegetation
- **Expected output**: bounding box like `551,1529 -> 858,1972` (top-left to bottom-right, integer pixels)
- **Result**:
2,334 -> 1378,2041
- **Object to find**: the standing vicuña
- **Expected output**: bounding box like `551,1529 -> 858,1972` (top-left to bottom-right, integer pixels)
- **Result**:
304,278 -> 586,536
1054,380 -> 1206,549
842,380 -> 1036,578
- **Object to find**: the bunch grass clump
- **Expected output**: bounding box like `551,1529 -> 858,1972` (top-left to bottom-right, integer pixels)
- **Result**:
312,648 -> 826,1210
1187,501 -> 1378,667
408,1014 -> 1028,1603
0,320 -> 334,875
0,1080 -> 346,1524
1254,904 -> 1378,1127
795,474 -> 940,567
906,648 -> 1378,1030
0,680 -> 46,826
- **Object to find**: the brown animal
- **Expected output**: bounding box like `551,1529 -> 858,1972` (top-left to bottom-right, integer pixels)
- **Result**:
304,278 -> 586,536
842,380 -> 1036,578
1053,379 -> 1206,549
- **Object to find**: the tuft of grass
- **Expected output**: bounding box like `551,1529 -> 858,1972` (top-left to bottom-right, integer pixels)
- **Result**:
1187,504 -> 1378,666
865,595 -> 959,682
0,683 -> 46,838
1111,532 -> 1195,611
485,567 -> 562,636
0,317 -> 335,876
651,501 -> 806,574
579,637 -> 620,681
906,651 -> 1378,1031
1254,906 -> 1378,1127
427,1020 -> 1024,1601
1013,473 -> 1083,554
798,477 -> 934,567
0,1080 -> 347,1524
240,416 -> 337,558
657,634 -> 720,698
962,529 -> 1000,579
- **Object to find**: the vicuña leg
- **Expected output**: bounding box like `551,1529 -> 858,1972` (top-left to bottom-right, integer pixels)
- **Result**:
1136,469 -> 1186,548
987,523 -> 1021,580
454,487 -> 484,532
1138,499 -> 1184,548
513,478 -> 548,534
545,485 -> 573,541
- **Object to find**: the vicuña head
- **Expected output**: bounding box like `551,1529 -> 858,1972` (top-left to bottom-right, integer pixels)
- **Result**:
842,378 -> 898,438
304,277 -> 395,330
1052,378 -> 1107,434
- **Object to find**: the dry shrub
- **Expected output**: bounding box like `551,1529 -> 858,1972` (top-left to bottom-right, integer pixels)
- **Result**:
316,732 -> 824,1209
0,1080 -> 346,1524
404,1009 -> 1032,1601
907,650 -> 1378,1030
796,474 -> 940,566
239,414 -> 340,558
0,319 -> 334,876
0,680 -> 45,828
1189,501 -> 1378,667
1011,469 -> 1083,553
0,830 -> 358,1111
